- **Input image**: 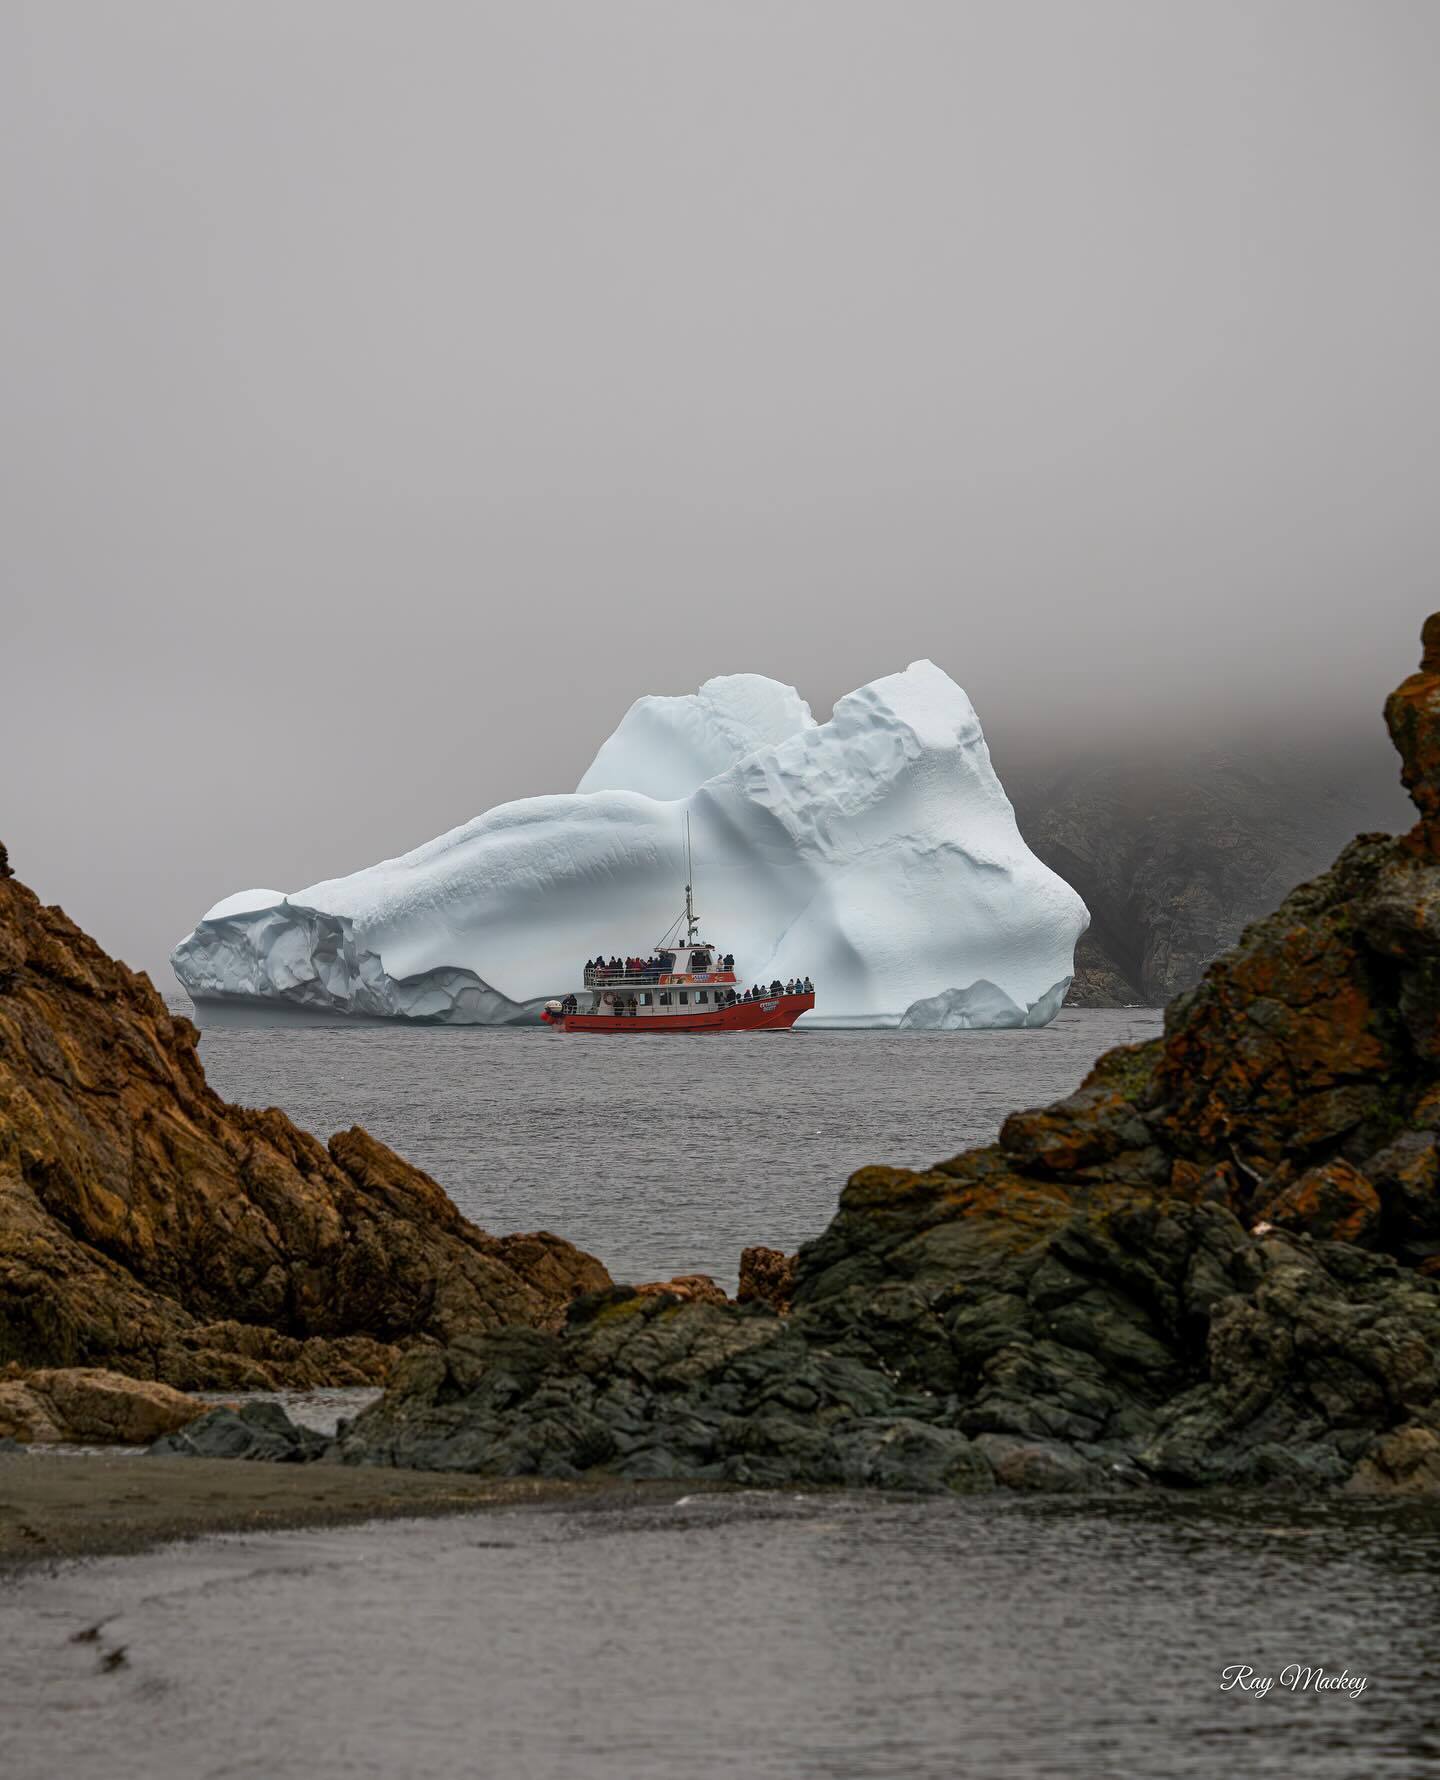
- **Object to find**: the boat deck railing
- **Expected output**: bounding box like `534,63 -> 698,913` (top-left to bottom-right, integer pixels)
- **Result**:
583,966 -> 737,987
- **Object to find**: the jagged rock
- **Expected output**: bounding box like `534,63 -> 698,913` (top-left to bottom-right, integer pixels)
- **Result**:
737,1246 -> 797,1313
333,619 -> 1440,1494
0,1367 -> 204,1444
150,1401 -> 327,1463
1258,1161 -> 1381,1245
0,867 -> 611,1385
1384,611 -> 1440,842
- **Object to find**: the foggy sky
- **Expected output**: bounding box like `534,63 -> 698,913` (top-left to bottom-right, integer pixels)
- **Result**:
4,1 -> 1439,985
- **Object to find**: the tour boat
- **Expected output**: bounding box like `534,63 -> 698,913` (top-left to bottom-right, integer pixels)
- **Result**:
540,831 -> 814,1034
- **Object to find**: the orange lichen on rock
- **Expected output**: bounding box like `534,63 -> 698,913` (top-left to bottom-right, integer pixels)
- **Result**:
1385,611 -> 1440,848
1258,1160 -> 1382,1246
0,862 -> 610,1386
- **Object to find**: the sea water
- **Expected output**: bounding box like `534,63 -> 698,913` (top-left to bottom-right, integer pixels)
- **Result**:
191,1006 -> 1163,1288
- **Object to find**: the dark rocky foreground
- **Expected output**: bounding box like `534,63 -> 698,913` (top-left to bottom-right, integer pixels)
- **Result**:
303,621 -> 1440,1495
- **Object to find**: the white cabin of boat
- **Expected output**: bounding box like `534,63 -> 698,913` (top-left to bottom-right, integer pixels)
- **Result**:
542,817 -> 815,1027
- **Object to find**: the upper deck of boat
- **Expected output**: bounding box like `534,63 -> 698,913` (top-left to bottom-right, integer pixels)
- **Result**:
582,945 -> 735,988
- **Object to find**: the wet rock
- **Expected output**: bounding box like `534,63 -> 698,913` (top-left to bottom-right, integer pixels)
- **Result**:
974,1434 -> 1126,1493
150,1401 -> 328,1462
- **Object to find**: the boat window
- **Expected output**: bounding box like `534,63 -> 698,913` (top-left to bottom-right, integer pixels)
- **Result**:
679,991 -> 689,1005
697,990 -> 708,1004
641,992 -> 652,1006
659,991 -> 672,1005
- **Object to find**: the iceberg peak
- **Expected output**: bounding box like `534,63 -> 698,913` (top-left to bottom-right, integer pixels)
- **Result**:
577,672 -> 815,801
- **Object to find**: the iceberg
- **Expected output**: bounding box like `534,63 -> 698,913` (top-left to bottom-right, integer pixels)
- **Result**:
897,979 -> 1071,1031
172,662 -> 1088,1028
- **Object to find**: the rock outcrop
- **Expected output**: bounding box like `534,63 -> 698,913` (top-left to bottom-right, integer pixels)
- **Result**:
333,621 -> 1440,1494
736,1245 -> 797,1313
0,1367 -> 205,1444
633,1274 -> 730,1307
151,1400 -> 330,1463
0,867 -> 610,1387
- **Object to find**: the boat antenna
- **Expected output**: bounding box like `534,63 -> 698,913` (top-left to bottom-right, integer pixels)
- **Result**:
684,813 -> 699,943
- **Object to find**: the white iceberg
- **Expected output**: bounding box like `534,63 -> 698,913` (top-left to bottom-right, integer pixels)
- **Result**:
172,662 -> 1088,1028
897,980 -> 1071,1030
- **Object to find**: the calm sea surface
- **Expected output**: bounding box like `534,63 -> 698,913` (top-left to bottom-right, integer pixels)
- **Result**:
4,1489 -> 1437,1779
190,1006 -> 1163,1288
9,1008 -> 1436,1780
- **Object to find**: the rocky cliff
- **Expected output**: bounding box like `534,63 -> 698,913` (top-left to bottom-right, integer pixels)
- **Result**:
332,622 -> 1440,1494
1008,743 -> 1410,1005
0,847 -> 609,1387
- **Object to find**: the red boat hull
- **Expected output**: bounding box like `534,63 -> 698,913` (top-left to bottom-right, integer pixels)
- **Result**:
551,992 -> 814,1033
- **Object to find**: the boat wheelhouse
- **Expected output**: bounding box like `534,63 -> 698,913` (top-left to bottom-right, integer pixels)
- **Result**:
540,825 -> 814,1034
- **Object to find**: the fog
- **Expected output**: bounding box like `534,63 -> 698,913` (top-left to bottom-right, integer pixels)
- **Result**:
3,1 -> 1438,982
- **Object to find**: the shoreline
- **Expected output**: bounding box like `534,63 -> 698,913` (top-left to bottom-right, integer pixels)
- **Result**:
0,1455 -> 701,1571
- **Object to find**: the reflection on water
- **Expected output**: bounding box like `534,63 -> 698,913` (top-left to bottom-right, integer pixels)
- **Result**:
4,1488 -> 1438,1780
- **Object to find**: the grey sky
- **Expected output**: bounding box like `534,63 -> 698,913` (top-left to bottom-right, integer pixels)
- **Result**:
4,1 -> 1438,984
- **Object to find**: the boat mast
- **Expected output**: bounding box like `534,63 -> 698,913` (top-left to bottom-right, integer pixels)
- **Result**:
684,814 -> 699,943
